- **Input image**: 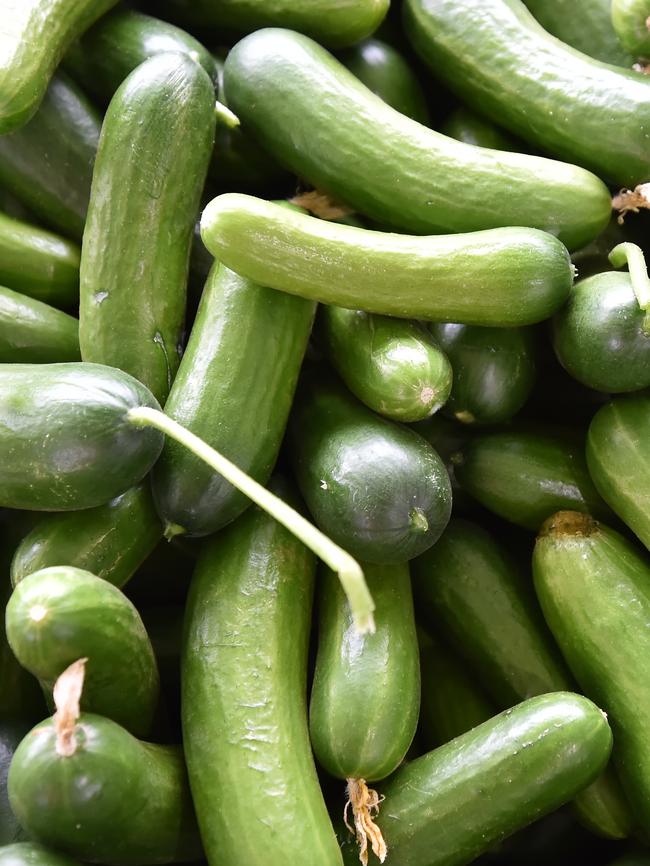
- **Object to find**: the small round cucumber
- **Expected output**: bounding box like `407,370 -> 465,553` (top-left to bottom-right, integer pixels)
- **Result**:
612,0 -> 650,60
0,287 -> 79,363
0,844 -> 80,866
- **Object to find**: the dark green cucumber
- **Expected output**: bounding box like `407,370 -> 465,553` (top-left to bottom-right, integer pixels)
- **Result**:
570,217 -> 631,281
339,692 -> 612,866
321,307 -> 452,422
309,562 -> 419,781
79,53 -> 215,404
183,477 -> 342,866
404,0 -> 650,187
0,724 -> 31,844
0,363 -> 162,511
221,28 -> 610,250
201,194 -> 574,326
455,429 -> 611,530
429,322 -> 536,426
0,845 -> 79,866
0,213 -> 79,308
0,0 -> 118,133
6,566 -> 159,737
612,0 -> 650,60
289,375 -> 452,563
11,483 -> 162,588
0,287 -> 79,363
441,106 -> 519,150
0,73 -> 100,241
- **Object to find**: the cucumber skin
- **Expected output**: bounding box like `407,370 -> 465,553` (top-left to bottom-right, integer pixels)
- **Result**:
11,484 -> 161,588
0,287 -> 79,364
404,0 -> 650,187
152,262 -> 315,537
289,376 -> 452,564
0,363 -> 162,511
5,566 -> 159,737
612,0 -> 650,59
441,106 -> 519,150
0,845 -> 79,866
8,714 -> 201,865
222,29 -> 610,251
309,562 -> 420,781
0,73 -> 100,241
182,478 -> 343,866
339,693 -> 612,866
79,53 -> 215,405
201,194 -> 573,327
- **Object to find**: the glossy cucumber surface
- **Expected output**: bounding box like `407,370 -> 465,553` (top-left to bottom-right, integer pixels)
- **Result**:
0,286 -> 79,363
441,106 -> 518,150
612,0 -> 650,59
0,844 -> 79,866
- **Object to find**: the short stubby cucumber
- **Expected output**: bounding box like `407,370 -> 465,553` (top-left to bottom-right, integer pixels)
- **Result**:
612,0 -> 650,60
0,287 -> 80,364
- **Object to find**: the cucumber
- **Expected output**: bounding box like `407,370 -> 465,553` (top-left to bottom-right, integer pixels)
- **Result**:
0,0 -> 118,133
338,692 -> 612,866
151,260 -> 315,537
0,363 -> 162,511
441,106 -> 519,150
0,287 -> 79,364
0,73 -> 100,241
6,566 -> 159,737
201,194 -> 574,327
222,29 -> 610,250
455,429 -> 611,530
309,562 -> 420,780
409,414 -> 475,513
289,374 -> 452,563
11,484 -> 162,588
79,52 -> 215,404
404,0 -> 650,187
1,568 -> 44,726
570,217 -> 632,281
0,845 -> 79,866
182,477 -> 342,866
0,724 -> 31,844
321,307 -> 452,422
0,213 -> 79,308
429,323 -> 536,425
612,0 -> 650,60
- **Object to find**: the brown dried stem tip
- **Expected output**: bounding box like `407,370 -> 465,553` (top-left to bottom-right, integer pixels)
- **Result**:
53,657 -> 87,757
612,184 -> 650,221
344,777 -> 387,865
289,189 -> 354,221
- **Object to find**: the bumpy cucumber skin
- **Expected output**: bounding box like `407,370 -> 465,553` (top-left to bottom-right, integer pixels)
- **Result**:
79,53 -> 215,404
309,562 -> 420,781
201,194 -> 574,327
0,73 -> 100,241
430,323 -> 536,426
182,478 -> 343,866
8,714 -> 201,865
0,725 -> 31,844
0,844 -> 79,866
152,262 -> 315,537
0,363 -> 162,511
290,376 -> 452,563
5,566 -> 159,737
322,308 -> 452,422
339,693 -> 612,866
222,29 -> 610,250
441,106 -> 518,150
612,0 -> 650,59
0,286 -> 79,363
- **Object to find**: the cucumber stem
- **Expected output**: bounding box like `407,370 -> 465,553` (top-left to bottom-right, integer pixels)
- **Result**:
127,407 -> 375,634
344,778 -> 387,865
53,658 -> 87,758
214,101 -> 240,129
609,242 -> 650,334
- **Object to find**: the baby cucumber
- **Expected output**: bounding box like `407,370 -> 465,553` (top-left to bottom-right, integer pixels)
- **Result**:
0,363 -> 162,511
612,0 -> 650,60
0,287 -> 79,364
79,52 -> 215,404
441,106 -> 519,150
321,307 -> 452,422
0,845 -> 79,866
222,28 -> 610,250
201,194 -> 574,327
183,477 -> 342,866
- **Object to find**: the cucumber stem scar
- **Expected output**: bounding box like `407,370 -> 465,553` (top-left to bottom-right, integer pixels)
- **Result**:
53,657 -> 88,758
609,242 -> 650,334
127,406 -> 375,634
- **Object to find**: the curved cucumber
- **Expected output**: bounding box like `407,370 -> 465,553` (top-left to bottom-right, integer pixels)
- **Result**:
201,194 -> 574,327
0,363 -> 162,511
441,106 -> 519,150
612,0 -> 650,60
79,52 -> 215,404
310,562 -> 420,781
0,287 -> 79,363
151,260 -> 315,537
0,845 -> 79,866
0,724 -> 31,844
222,28 -> 610,250
321,307 -> 452,422
183,477 -> 342,866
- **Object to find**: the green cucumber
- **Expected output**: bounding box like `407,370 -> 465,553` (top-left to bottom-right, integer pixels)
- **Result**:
79,52 -> 215,404
612,0 -> 650,60
183,477 -> 342,866
151,260 -> 315,537
0,213 -> 79,308
289,374 -> 452,563
429,323 -> 536,425
201,194 -> 574,327
570,217 -> 631,281
0,724 -> 31,844
321,307 -> 452,422
309,562 -> 419,780
441,106 -> 519,150
0,845 -> 79,866
455,429 -> 611,530
0,287 -> 79,364
0,0 -> 118,133
338,692 -> 612,866
0,73 -> 100,241
0,363 -> 162,511
222,29 -> 610,250
404,0 -> 650,187
6,566 -> 159,737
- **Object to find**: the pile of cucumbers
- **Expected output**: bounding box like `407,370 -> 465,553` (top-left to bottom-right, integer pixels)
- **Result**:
3,1 -> 650,865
